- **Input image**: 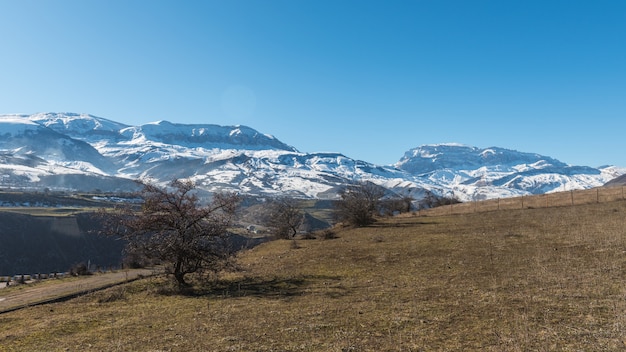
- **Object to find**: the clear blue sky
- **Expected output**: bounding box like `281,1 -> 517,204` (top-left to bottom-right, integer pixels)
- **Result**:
1,0 -> 625,167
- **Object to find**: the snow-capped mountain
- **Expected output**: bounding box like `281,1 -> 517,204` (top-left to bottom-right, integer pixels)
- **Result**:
395,144 -> 623,200
0,113 -> 622,201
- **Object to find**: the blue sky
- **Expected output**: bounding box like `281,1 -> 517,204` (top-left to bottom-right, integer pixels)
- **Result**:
1,0 -> 625,167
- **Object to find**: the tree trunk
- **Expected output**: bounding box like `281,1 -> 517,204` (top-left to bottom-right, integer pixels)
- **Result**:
173,259 -> 188,287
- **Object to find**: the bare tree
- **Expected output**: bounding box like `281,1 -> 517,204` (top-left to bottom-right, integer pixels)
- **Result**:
334,181 -> 385,226
421,189 -> 461,209
263,197 -> 304,239
101,179 -> 239,287
379,196 -> 414,216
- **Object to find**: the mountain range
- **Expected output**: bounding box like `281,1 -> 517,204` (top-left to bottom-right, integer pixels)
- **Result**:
0,112 -> 623,202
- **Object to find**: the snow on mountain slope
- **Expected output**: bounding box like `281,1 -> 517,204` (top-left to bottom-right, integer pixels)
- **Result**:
0,116 -> 41,135
29,113 -> 296,152
604,169 -> 626,187
395,144 -> 622,201
0,116 -> 115,175
28,112 -> 130,135
0,113 -> 623,200
396,144 -> 567,174
123,120 -> 297,151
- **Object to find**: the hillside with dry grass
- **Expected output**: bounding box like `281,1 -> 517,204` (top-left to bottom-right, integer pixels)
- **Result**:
1,200 -> 626,351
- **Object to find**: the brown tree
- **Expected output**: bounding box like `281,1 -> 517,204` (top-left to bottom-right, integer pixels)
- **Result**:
379,196 -> 414,216
333,181 -> 385,226
421,189 -> 461,209
102,179 -> 239,287
262,197 -> 304,239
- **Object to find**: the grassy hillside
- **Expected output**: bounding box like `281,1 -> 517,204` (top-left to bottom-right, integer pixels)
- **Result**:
1,200 -> 626,351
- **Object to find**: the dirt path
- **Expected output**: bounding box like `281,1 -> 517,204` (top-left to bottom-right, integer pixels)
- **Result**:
0,268 -> 159,313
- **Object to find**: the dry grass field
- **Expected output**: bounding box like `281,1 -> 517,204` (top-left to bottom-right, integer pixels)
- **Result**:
1,200 -> 626,351
421,186 -> 626,217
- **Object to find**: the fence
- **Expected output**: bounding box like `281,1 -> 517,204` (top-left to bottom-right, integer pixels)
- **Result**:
418,186 -> 626,217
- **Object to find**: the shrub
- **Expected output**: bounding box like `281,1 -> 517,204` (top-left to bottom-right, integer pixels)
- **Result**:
69,262 -> 92,276
333,181 -> 385,227
301,232 -> 317,240
319,228 -> 337,240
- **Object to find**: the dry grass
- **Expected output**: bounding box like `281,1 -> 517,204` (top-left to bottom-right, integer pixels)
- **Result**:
422,186 -> 626,217
1,201 -> 626,351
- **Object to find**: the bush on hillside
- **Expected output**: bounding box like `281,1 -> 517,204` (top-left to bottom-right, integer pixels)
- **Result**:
333,181 -> 385,226
69,262 -> 92,276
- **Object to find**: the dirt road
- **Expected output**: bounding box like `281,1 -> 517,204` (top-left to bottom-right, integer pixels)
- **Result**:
0,268 -> 158,313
